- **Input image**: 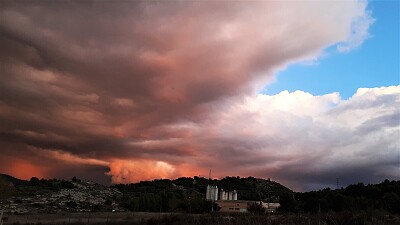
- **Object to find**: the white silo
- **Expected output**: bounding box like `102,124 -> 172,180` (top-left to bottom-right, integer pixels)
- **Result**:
228,191 -> 233,200
219,189 -> 224,200
213,186 -> 219,201
232,190 -> 238,200
206,185 -> 211,200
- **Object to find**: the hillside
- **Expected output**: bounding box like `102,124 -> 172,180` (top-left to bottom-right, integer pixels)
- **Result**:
0,174 -> 292,214
0,173 -> 27,187
112,176 -> 292,213
1,174 -> 399,215
0,175 -> 122,214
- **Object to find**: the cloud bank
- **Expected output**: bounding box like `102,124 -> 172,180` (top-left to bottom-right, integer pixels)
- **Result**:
0,0 -> 395,190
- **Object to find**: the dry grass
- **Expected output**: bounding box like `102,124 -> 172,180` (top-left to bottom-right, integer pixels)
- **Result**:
3,211 -> 400,225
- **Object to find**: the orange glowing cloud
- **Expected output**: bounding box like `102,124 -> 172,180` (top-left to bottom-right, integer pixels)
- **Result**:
107,159 -> 205,183
30,147 -> 109,167
7,158 -> 48,180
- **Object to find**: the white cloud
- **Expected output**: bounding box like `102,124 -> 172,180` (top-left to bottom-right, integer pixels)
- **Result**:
144,86 -> 399,190
108,86 -> 399,190
208,86 -> 400,189
337,0 -> 375,52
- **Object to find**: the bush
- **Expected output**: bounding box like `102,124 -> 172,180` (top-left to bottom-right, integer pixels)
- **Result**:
247,202 -> 265,215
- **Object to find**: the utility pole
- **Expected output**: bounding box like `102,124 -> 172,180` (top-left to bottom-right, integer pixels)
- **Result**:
336,178 -> 339,190
209,169 -> 213,212
267,182 -> 270,210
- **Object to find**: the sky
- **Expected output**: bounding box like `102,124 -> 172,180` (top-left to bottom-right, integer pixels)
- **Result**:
0,0 -> 399,191
264,0 -> 399,100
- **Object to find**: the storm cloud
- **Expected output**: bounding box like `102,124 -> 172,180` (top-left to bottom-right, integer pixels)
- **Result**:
0,0 -> 395,191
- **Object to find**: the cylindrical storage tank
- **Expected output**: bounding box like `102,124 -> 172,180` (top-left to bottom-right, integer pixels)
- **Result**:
219,189 -> 224,200
206,185 -> 211,200
232,190 -> 238,200
228,192 -> 233,200
223,191 -> 228,200
213,186 -> 218,201
210,186 -> 215,200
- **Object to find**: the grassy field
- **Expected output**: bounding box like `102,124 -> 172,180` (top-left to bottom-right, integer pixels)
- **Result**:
3,211 -> 400,225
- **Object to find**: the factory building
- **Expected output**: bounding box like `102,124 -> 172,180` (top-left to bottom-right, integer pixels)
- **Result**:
206,185 -> 219,201
217,201 -> 280,213
219,189 -> 237,200
206,185 -> 280,213
206,185 -> 237,201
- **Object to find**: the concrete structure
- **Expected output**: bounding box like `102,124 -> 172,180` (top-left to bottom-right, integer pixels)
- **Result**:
217,200 -> 249,213
216,189 -> 238,201
219,189 -> 224,200
216,200 -> 280,213
261,202 -> 280,213
206,185 -> 218,201
232,190 -> 237,200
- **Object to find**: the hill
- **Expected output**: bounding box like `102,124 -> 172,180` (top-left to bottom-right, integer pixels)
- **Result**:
112,176 -> 292,213
0,175 -> 122,214
0,173 -> 27,187
0,174 -> 292,214
1,174 -> 399,215
293,179 -> 400,214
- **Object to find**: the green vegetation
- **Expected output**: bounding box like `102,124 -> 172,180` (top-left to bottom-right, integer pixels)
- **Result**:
113,176 -> 292,214
247,202 -> 265,215
9,177 -> 75,198
290,179 -> 400,214
113,178 -> 220,213
113,177 -> 400,215
0,177 -> 13,206
1,173 -> 399,217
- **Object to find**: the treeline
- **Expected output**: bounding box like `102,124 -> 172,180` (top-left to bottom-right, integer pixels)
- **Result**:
27,177 -> 75,189
112,176 -> 292,213
113,179 -> 218,213
280,179 -> 400,214
168,176 -> 292,201
1,175 -> 76,198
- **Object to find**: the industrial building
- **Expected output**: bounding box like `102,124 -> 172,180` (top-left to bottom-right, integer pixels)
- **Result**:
206,185 -> 237,201
205,185 -> 280,213
217,201 -> 280,213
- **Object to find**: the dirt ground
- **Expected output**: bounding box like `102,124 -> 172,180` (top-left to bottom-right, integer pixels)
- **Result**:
3,212 -> 400,225
3,211 -> 179,224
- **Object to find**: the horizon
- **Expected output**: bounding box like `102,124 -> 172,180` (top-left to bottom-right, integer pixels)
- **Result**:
0,0 -> 399,192
2,172 -> 398,193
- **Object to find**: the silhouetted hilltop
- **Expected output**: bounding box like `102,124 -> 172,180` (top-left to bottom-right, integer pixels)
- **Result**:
0,173 -> 27,187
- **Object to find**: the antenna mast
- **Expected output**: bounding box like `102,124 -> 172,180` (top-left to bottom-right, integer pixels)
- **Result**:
336,178 -> 339,190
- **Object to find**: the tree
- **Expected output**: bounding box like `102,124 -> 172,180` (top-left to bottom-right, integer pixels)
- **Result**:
247,201 -> 265,214
0,178 -> 12,207
331,194 -> 346,212
382,192 -> 400,214
279,193 -> 297,212
29,177 -> 40,186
